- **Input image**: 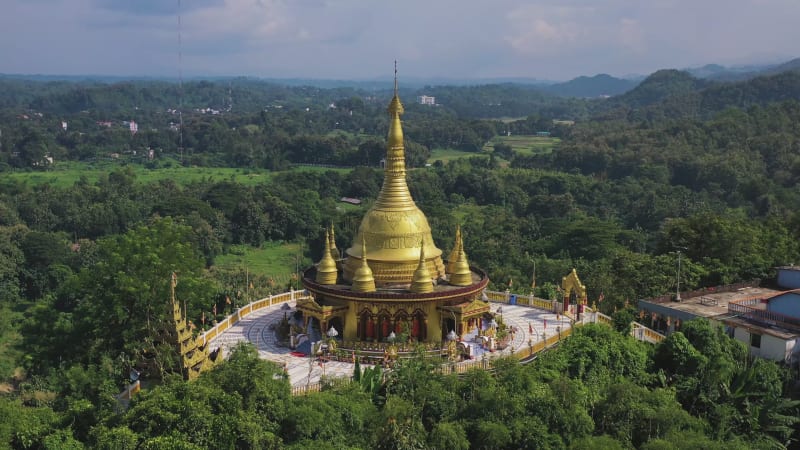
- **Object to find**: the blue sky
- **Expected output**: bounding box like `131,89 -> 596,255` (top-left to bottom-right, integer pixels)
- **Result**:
1,0 -> 797,80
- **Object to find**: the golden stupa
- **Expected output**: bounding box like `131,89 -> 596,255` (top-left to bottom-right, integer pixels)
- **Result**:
341,76 -> 445,285
300,69 -> 490,350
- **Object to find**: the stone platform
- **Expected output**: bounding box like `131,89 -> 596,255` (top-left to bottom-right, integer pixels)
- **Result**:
209,300 -> 572,388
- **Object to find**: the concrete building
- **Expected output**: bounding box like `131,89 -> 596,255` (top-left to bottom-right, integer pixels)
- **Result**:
417,95 -> 435,105
638,282 -> 800,364
776,266 -> 800,289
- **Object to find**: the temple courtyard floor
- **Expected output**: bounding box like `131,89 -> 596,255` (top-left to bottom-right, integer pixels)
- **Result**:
209,301 -> 573,388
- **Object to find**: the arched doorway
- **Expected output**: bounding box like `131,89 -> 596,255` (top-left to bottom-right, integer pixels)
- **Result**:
359,310 -> 374,340
411,309 -> 426,341
394,310 -> 410,335
442,318 -> 456,341
377,310 -> 392,341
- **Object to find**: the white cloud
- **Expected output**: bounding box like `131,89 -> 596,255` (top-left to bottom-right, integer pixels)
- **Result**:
618,18 -> 646,54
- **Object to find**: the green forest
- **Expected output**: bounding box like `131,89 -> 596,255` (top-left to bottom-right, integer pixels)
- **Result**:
1,67 -> 800,449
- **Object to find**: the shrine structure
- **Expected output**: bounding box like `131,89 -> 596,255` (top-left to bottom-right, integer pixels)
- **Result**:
300,75 -> 490,351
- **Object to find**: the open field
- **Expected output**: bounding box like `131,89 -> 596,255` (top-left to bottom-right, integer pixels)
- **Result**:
427,148 -> 485,164
483,135 -> 560,155
427,135 -> 559,165
213,242 -> 308,280
3,161 -> 351,188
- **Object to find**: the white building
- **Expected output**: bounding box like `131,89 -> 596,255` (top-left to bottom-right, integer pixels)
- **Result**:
417,95 -> 435,105
638,282 -> 800,364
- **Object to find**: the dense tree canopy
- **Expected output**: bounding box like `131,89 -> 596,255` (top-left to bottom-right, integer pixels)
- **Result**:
2,67 -> 800,448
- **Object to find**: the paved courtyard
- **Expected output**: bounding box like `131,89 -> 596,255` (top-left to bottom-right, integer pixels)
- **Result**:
209,301 -> 573,387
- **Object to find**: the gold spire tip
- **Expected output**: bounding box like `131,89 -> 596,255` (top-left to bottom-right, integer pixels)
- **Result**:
394,60 -> 398,96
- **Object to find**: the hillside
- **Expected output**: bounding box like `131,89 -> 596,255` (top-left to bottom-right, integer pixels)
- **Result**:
607,69 -> 707,109
542,74 -> 639,98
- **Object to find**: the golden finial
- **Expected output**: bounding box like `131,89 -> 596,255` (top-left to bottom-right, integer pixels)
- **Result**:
329,224 -> 341,264
171,271 -> 178,304
351,237 -> 376,293
374,62 -> 412,210
448,236 -> 472,286
446,225 -> 463,274
316,229 -> 338,285
410,241 -> 433,293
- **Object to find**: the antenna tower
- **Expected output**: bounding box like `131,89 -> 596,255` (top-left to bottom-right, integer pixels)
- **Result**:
228,81 -> 233,112
178,0 -> 184,163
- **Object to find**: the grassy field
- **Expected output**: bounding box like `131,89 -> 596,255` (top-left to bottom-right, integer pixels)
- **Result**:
427,148 -> 485,164
427,135 -> 559,165
4,161 -> 351,188
483,135 -> 560,156
213,242 -> 308,280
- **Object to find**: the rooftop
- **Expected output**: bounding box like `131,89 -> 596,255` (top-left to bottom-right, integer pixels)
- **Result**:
640,286 -> 779,320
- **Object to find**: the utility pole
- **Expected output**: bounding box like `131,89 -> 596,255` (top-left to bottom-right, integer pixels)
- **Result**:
676,250 -> 682,302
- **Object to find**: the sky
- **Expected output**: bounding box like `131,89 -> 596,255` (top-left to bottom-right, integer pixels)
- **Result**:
1,0 -> 798,81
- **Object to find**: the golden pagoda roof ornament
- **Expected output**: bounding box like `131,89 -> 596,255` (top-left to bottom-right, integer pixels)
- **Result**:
329,223 -> 341,264
410,241 -> 433,293
446,225 -> 463,274
316,228 -> 338,285
351,237 -> 376,293
375,61 -> 411,210
448,231 -> 472,286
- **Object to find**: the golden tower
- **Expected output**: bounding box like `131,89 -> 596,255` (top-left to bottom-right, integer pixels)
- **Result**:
342,72 -> 445,285
448,233 -> 472,286
301,68 -> 490,348
316,228 -> 338,285
169,272 -> 218,380
351,237 -> 377,293
446,225 -> 464,274
330,224 -> 341,263
410,244 -> 434,293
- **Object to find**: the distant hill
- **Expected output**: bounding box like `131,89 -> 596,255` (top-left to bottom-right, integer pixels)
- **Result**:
698,57 -> 800,81
592,68 -> 800,120
542,74 -> 639,98
699,70 -> 800,111
607,69 -> 707,109
686,64 -> 729,79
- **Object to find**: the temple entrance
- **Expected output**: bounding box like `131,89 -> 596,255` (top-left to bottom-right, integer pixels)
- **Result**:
411,310 -> 426,341
561,269 -> 587,312
442,318 -> 456,340
394,311 -> 410,335
359,310 -> 374,340
377,311 -> 392,341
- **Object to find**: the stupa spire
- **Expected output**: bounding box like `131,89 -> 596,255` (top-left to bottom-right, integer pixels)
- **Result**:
446,225 -> 463,274
448,231 -> 472,286
374,62 -> 414,210
351,237 -> 376,293
329,224 -> 341,264
316,228 -> 338,285
410,241 -> 433,293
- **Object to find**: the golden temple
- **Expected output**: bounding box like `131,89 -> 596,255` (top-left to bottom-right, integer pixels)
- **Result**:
300,73 -> 490,348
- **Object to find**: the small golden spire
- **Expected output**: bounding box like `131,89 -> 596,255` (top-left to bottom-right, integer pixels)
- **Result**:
410,241 -> 433,293
316,229 -> 338,285
448,233 -> 472,286
329,224 -> 341,264
446,225 -> 463,274
351,237 -> 376,293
